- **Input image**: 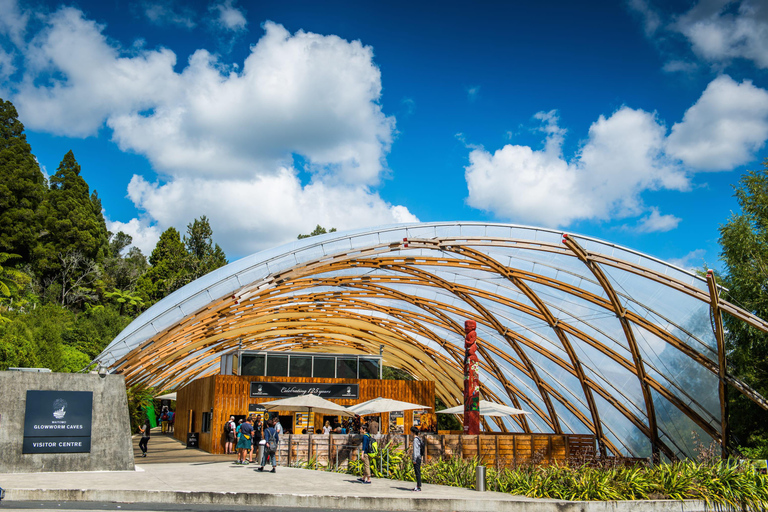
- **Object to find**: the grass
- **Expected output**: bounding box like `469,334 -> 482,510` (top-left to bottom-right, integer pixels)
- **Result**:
322,441 -> 768,510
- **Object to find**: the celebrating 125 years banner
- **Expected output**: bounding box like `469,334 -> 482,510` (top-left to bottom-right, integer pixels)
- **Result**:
250,382 -> 358,399
23,390 -> 93,454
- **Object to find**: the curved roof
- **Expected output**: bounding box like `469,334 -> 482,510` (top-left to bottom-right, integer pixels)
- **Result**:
97,222 -> 768,459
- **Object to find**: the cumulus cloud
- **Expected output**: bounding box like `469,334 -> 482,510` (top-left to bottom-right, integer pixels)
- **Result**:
2,7 -> 414,256
142,0 -> 196,29
666,75 -> 768,170
667,248 -> 707,271
465,108 -> 685,227
464,74 -> 768,229
634,207 -> 681,233
674,0 -> 768,69
0,0 -> 28,46
467,86 -> 480,102
210,0 -> 246,32
105,217 -> 163,257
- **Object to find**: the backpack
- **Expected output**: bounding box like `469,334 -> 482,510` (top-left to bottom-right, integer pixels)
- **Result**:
418,436 -> 425,458
365,433 -> 378,454
161,412 -> 169,421
224,421 -> 232,434
267,429 -> 278,454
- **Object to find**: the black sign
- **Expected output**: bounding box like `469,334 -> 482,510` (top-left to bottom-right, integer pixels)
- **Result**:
186,432 -> 199,448
23,390 -> 93,454
248,404 -> 266,412
250,382 -> 359,399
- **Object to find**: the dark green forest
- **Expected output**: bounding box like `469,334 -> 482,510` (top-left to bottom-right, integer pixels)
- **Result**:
2,96 -> 768,455
0,98 -> 228,373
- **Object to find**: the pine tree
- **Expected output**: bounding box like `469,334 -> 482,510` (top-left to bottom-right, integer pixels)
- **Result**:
184,216 -> 228,280
36,151 -> 110,276
0,99 -> 47,263
137,227 -> 188,305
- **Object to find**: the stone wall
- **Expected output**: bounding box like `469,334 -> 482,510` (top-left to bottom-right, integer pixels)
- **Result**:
0,372 -> 135,473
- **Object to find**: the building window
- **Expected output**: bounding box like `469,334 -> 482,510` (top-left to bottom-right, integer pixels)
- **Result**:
359,358 -> 380,379
201,412 -> 212,433
241,354 -> 265,376
266,354 -> 289,377
289,355 -> 312,377
313,356 -> 336,378
336,357 -> 357,379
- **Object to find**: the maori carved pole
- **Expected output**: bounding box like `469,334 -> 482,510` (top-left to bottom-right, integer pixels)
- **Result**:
463,319 -> 480,434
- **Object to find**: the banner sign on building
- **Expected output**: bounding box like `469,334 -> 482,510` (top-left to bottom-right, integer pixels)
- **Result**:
250,382 -> 358,399
23,390 -> 93,454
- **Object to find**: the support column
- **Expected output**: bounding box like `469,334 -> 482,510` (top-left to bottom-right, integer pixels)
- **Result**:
464,319 -> 480,435
706,270 -> 729,459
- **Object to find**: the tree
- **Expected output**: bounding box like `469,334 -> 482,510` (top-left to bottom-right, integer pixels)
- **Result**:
719,159 -> 768,447
183,216 -> 228,280
104,289 -> 144,316
298,225 -> 337,239
101,231 -> 148,293
46,250 -> 101,307
0,99 -> 47,263
137,227 -> 188,305
36,151 -> 109,277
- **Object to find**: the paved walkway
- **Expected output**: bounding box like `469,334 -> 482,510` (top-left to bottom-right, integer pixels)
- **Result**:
0,432 -> 705,512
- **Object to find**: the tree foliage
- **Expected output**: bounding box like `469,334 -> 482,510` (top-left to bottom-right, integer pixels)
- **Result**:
298,224 -> 337,239
719,159 -> 768,447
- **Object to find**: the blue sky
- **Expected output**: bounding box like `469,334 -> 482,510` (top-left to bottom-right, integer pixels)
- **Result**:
1,0 -> 767,269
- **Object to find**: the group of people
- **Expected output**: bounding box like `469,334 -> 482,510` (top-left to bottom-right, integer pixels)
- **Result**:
358,423 -> 424,492
224,414 -> 282,472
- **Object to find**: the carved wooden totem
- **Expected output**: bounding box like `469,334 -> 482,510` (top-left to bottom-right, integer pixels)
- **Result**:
463,319 -> 480,434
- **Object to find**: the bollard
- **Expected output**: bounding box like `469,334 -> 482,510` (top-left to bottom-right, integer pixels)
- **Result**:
475,465 -> 486,492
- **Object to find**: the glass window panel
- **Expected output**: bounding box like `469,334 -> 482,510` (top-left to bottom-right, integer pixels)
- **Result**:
289,355 -> 312,378
359,358 -> 380,379
336,357 -> 358,378
593,393 -> 651,458
266,354 -> 288,377
652,389 -> 712,458
241,354 -> 265,376
313,356 -> 336,378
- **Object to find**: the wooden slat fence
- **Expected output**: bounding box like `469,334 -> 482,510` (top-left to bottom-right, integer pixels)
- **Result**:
268,433 -> 595,469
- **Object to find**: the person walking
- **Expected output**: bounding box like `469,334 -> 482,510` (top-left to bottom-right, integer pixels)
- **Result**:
224,416 -> 236,454
138,417 -> 151,457
258,418 -> 279,473
236,417 -> 253,464
358,425 -> 372,484
411,426 -> 423,491
160,406 -> 170,434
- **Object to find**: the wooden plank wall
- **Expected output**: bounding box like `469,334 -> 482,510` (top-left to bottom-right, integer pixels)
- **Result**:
177,375 -> 436,454
260,433 -> 595,469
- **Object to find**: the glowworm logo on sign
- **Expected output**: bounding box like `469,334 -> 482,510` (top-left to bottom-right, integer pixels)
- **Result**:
23,390 -> 93,454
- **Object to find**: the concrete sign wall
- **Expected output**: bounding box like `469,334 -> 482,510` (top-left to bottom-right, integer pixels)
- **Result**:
0,372 -> 134,473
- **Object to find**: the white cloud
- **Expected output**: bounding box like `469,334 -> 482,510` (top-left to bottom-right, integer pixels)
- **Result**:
674,0 -> 768,69
0,0 -> 28,46
627,0 -> 661,37
634,207 -> 681,233
465,108 -> 686,227
465,74 -> 768,230
211,0 -> 246,32
661,59 -> 698,73
666,75 -> 768,170
124,169 -> 417,255
142,1 -> 196,29
667,248 -> 707,271
105,217 -> 163,257
467,86 -> 480,102
2,9 -> 414,257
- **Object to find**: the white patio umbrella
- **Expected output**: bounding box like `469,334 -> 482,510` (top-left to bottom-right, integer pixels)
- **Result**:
348,397 -> 432,416
436,400 -> 529,417
259,394 -> 355,417
154,392 -> 177,401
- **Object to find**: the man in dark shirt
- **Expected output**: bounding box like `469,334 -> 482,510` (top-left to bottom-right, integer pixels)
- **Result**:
139,417 -> 151,457
236,418 -> 254,464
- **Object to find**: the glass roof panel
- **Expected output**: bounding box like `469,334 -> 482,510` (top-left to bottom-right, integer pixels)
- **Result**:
652,389 -> 712,458
593,393 -> 651,458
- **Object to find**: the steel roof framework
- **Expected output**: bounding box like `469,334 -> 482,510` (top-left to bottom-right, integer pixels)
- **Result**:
95,223 -> 768,459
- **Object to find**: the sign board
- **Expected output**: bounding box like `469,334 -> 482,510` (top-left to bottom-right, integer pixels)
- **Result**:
23,390 -> 93,454
250,382 -> 358,399
186,432 -> 199,448
248,404 -> 266,412
389,410 -> 404,434
295,412 -> 314,433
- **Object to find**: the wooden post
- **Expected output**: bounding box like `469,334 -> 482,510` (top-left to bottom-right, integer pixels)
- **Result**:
707,270 -> 730,459
308,433 -> 313,466
548,435 -> 553,463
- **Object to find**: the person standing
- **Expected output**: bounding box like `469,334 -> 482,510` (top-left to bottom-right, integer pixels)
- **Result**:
138,417 -> 151,457
259,418 -> 279,473
411,426 -> 423,492
323,420 -> 332,434
236,417 -> 253,464
358,425 -> 372,484
369,417 -> 379,435
160,406 -> 169,434
224,416 -> 236,455
168,410 -> 175,434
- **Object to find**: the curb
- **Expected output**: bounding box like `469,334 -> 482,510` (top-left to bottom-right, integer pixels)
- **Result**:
3,488 -> 708,512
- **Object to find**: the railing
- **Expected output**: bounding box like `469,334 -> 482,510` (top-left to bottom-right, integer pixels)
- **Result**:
273,432 -> 596,469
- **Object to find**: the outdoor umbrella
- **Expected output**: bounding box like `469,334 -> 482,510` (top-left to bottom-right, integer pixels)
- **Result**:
436,400 -> 529,417
258,393 -> 355,417
348,397 -> 432,416
154,392 -> 177,401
